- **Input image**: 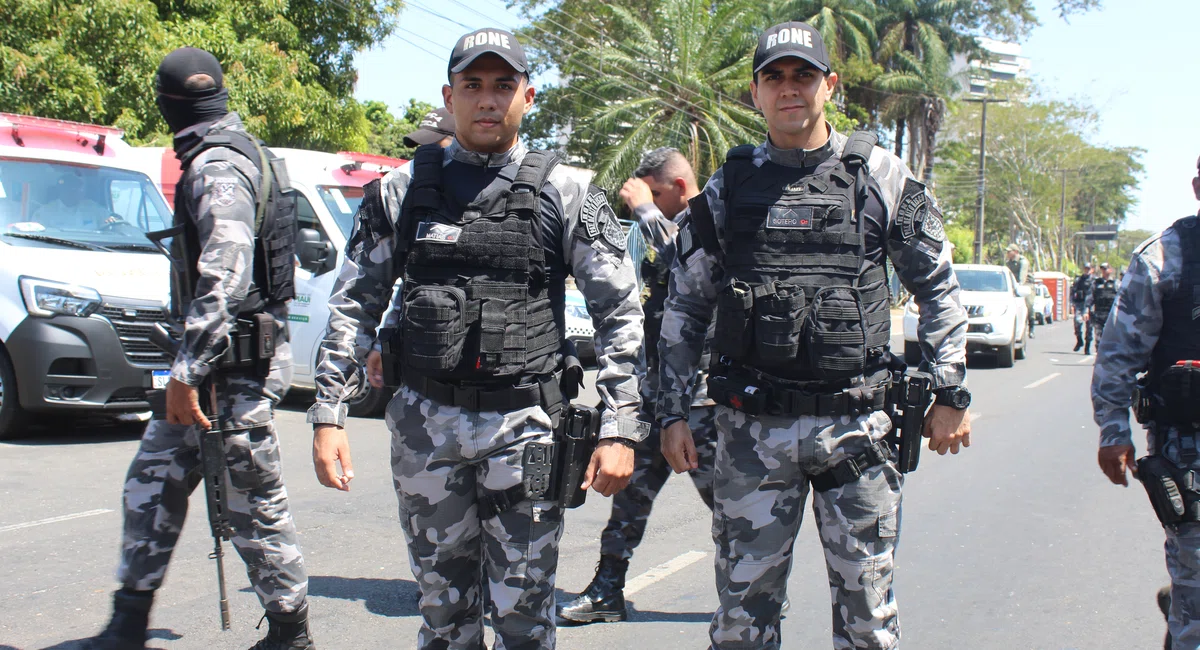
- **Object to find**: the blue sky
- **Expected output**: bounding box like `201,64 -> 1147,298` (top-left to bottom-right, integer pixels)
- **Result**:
354,0 -> 1200,234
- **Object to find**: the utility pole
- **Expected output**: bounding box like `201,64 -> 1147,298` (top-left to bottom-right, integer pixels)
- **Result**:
1053,168 -> 1081,270
964,96 -> 1007,264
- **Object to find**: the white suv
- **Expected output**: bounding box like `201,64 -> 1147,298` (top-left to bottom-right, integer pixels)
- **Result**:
903,263 -> 1030,368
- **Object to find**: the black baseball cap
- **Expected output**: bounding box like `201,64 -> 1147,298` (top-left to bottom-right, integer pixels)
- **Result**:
403,108 -> 455,147
753,21 -> 831,75
447,28 -> 529,79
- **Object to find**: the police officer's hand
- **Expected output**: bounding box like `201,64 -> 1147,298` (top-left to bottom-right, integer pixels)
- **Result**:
923,405 -> 971,455
366,350 -> 384,389
1098,444 -> 1137,487
313,424 -> 355,491
618,177 -> 654,212
582,439 -> 634,496
165,378 -> 210,429
662,420 -> 699,473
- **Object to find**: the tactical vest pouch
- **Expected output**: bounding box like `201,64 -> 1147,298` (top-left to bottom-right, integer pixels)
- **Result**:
754,282 -> 806,365
218,315 -> 276,377
401,285 -> 469,372
1134,373 -> 1154,425
805,287 -> 867,380
469,283 -> 529,376
1136,454 -> 1200,526
1159,363 -> 1200,426
714,279 -> 754,359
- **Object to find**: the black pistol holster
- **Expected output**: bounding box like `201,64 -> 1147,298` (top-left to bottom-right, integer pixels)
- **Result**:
1137,362 -> 1200,527
1137,454 -> 1200,527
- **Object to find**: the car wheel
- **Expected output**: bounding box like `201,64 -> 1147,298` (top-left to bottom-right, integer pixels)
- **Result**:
346,384 -> 390,418
0,345 -> 29,440
1015,329 -> 1027,360
996,341 -> 1016,368
903,340 -> 922,366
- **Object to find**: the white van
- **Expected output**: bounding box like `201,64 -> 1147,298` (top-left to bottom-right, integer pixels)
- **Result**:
138,146 -> 405,417
0,113 -> 173,438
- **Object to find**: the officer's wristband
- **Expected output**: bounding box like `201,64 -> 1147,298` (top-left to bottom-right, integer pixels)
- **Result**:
602,437 -> 637,449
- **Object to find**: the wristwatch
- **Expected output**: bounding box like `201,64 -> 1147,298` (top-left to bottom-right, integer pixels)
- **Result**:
933,386 -> 972,410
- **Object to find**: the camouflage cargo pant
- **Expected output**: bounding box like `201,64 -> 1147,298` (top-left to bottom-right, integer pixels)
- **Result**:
1150,427 -> 1200,649
117,359 -> 308,614
388,384 -> 564,650
1092,314 -> 1108,346
1072,301 -> 1092,344
710,406 -> 902,650
600,405 -> 717,560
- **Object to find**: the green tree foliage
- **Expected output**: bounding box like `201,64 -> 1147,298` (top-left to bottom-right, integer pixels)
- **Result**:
363,98 -> 435,159
0,0 -> 403,151
933,82 -> 1142,271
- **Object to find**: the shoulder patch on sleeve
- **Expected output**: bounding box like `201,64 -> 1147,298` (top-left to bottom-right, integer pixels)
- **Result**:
211,179 -> 238,208
577,186 -> 626,253
892,178 -> 945,247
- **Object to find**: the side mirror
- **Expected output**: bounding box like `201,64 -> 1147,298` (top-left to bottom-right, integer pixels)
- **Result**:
1016,285 -> 1033,298
297,228 -> 335,275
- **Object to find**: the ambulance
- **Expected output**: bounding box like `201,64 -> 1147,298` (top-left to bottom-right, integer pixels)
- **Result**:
0,113 -> 174,439
137,146 -> 406,417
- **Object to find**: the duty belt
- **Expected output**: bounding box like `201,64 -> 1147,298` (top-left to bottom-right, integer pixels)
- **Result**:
709,370 -> 889,418
809,441 -> 892,492
402,368 -> 562,414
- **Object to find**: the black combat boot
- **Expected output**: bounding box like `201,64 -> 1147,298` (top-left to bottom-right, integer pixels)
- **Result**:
249,603 -> 316,650
1084,341 -> 1091,356
1159,586 -> 1172,650
557,555 -> 629,624
1073,335 -> 1083,352
86,588 -> 154,650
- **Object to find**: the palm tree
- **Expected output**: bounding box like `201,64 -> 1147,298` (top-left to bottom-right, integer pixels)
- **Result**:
762,0 -> 878,62
546,0 -> 765,187
873,0 -> 971,174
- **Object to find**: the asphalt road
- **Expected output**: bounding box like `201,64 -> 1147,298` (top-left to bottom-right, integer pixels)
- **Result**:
0,320 -> 1173,649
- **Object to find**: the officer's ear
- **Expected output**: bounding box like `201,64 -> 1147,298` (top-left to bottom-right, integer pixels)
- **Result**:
522,76 -> 535,115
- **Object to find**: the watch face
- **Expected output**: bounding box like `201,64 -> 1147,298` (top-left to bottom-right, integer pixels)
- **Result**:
952,389 -> 971,409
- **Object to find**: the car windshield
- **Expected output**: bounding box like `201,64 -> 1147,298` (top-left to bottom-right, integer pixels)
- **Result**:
956,269 -> 1010,292
316,185 -> 363,238
0,158 -> 171,251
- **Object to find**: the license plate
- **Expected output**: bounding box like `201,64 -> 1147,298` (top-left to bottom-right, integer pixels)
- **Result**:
151,370 -> 170,390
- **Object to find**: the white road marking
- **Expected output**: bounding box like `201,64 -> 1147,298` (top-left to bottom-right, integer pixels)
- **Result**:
970,413 -> 982,422
0,509 -> 113,533
624,550 -> 709,597
1024,373 -> 1062,389
1078,356 -> 1093,364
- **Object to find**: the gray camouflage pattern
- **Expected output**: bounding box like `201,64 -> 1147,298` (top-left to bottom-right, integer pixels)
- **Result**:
1091,225 -> 1184,448
168,113 -> 286,395
388,384 -> 563,650
601,405 -> 717,560
658,130 -> 961,648
309,138 -> 646,442
710,407 -> 901,650
657,129 -> 967,421
1090,222 -> 1200,648
116,114 -> 308,613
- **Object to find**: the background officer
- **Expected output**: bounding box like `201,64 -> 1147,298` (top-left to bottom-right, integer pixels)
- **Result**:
88,47 -> 311,650
1087,261 -> 1119,355
1006,242 -> 1037,338
402,106 -> 455,148
558,147 -> 718,624
658,21 -> 971,649
1092,155 -> 1200,650
307,29 -> 646,649
1072,262 -> 1094,352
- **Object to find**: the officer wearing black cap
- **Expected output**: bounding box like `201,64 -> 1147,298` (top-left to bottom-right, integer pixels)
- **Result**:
309,28 -> 646,649
402,107 -> 455,148
658,21 -> 970,649
87,47 -> 312,650
1088,261 -> 1118,354
1072,262 -> 1094,352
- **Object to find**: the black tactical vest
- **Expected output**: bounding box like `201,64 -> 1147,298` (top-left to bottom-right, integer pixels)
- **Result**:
394,144 -> 563,382
1092,277 -> 1118,320
698,133 -> 891,385
1149,216 -> 1200,391
1071,275 -> 1090,303
173,128 -> 296,316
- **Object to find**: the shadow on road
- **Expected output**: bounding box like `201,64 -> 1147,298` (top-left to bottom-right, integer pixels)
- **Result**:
33,628 -> 180,649
1,418 -> 146,447
627,609 -> 714,624
308,575 -> 420,618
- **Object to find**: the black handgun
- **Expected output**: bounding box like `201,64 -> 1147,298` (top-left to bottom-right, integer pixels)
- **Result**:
555,404 -> 600,509
892,370 -> 932,474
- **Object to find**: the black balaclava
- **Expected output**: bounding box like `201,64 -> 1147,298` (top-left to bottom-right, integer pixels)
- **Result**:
155,47 -> 229,152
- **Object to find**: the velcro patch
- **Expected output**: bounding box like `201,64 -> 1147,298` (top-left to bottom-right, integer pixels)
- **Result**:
922,207 -> 946,243
211,179 -> 237,208
579,186 -> 626,252
895,178 -> 927,241
415,221 -> 462,244
767,206 -> 814,230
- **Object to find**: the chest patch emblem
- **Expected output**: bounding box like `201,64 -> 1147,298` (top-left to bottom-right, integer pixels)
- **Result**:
767,206 -> 814,230
415,221 -> 462,244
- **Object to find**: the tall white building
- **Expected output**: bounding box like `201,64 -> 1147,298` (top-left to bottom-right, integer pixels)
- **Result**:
952,37 -> 1032,96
